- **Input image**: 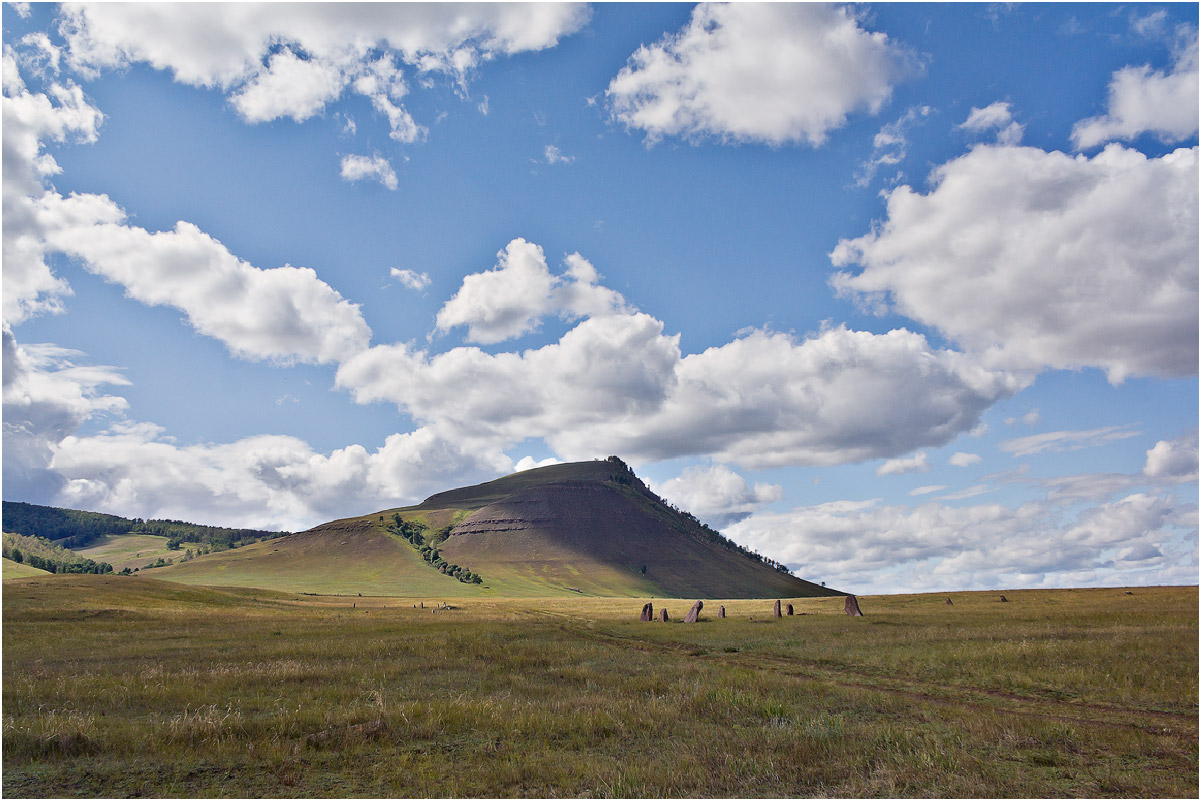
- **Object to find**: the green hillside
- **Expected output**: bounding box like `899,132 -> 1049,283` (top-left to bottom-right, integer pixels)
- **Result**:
2,532 -> 114,576
75,534 -> 206,573
158,458 -> 844,599
156,519 -> 473,597
3,557 -> 51,579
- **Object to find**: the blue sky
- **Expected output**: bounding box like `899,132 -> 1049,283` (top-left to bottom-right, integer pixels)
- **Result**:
3,2 -> 1196,594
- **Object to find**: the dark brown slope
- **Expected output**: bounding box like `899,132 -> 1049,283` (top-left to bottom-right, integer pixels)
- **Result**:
421,459 -> 842,599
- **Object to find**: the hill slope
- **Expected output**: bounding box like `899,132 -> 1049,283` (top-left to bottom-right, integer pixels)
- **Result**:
161,458 -> 842,598
3,556 -> 51,579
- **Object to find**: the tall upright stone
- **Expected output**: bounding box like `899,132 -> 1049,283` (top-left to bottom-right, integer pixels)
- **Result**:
718,605 -> 726,619
640,602 -> 654,621
773,599 -> 782,618
684,600 -> 703,623
844,595 -> 863,616
786,603 -> 794,616
659,608 -> 669,622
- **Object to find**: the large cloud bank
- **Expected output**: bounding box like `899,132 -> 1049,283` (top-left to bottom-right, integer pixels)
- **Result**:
59,2 -> 590,141
729,490 -> 1197,594
340,242 -> 1022,469
831,144 -> 1198,383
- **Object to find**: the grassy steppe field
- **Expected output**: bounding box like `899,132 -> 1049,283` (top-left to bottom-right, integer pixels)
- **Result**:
3,576 -> 1196,797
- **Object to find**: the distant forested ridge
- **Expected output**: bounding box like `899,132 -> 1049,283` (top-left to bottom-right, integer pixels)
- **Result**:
2,531 -> 113,575
1,501 -> 285,551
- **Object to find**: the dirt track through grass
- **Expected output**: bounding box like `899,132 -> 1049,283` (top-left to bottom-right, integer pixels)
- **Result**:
3,577 -> 1196,797
533,610 -> 1192,736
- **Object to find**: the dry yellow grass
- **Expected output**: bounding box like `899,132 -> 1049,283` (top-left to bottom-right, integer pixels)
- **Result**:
3,576 -> 1196,797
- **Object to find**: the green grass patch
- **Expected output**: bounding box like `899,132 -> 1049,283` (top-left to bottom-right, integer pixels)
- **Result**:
2,557 -> 51,579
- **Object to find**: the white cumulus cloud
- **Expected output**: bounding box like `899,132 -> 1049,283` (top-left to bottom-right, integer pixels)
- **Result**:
434,238 -> 628,344
606,3 -> 915,146
949,451 -> 982,468
46,206 -> 372,365
1143,430 -> 1199,483
831,143 -> 1199,383
340,153 -> 399,190
514,455 -> 560,472
2,67 -> 103,325
231,47 -> 346,123
727,491 -> 1195,594
2,328 -> 128,501
52,422 -> 513,531
390,268 -> 431,291
1072,28 -> 1198,149
58,2 -> 590,138
958,101 -> 1024,144
652,464 -> 783,528
877,451 -> 930,476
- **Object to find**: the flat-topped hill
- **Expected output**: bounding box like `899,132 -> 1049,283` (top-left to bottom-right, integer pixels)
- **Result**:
153,458 -> 844,598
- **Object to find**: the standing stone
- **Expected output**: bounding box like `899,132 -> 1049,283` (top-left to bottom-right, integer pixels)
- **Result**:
718,605 -> 726,619
786,603 -> 794,616
773,599 -> 782,618
946,598 -> 954,605
640,602 -> 654,622
844,595 -> 863,616
999,595 -> 1008,603
684,600 -> 703,623
659,608 -> 669,622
